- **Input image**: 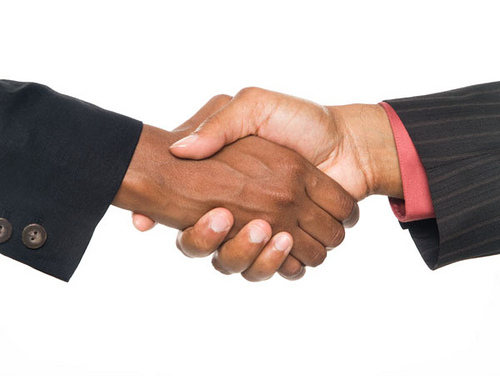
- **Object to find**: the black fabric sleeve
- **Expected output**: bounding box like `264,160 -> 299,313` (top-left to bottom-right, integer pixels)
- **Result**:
0,80 -> 143,281
385,82 -> 500,269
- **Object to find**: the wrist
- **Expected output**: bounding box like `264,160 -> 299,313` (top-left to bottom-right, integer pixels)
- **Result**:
330,104 -> 403,199
112,125 -> 185,226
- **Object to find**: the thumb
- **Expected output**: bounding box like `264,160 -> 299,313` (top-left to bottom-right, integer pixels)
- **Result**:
132,212 -> 156,232
169,97 -> 258,160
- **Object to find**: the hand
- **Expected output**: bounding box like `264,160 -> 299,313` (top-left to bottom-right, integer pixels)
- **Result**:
133,87 -> 399,280
114,95 -> 357,275
170,87 -> 403,201
132,96 -> 321,280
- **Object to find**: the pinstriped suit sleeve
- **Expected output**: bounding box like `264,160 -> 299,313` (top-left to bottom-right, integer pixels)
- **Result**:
386,82 -> 500,269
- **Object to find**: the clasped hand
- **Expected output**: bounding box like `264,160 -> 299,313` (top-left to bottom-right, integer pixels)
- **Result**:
114,89 -> 396,281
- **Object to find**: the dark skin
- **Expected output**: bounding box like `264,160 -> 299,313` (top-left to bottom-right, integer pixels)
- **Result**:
113,96 -> 358,269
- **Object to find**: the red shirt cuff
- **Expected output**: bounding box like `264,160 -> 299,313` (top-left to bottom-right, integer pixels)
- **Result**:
379,102 -> 435,222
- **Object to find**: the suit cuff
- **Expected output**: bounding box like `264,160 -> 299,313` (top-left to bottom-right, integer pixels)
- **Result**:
0,81 -> 143,281
379,102 -> 435,222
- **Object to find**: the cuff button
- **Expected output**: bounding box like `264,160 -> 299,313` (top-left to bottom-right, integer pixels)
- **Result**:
0,218 -> 13,243
22,224 -> 47,249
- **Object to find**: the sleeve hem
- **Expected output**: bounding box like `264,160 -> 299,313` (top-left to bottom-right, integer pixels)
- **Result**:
379,102 -> 435,222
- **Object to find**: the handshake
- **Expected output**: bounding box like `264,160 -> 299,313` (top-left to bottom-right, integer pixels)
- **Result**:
113,88 -> 402,281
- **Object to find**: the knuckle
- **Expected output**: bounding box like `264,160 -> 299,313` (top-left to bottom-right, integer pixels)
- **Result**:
328,226 -> 346,248
259,185 -> 298,214
273,188 -> 297,208
237,86 -> 262,99
307,246 -> 327,268
280,162 -> 307,187
339,195 -> 356,221
307,174 -> 319,190
211,94 -> 232,104
280,153 -> 304,172
301,210 -> 317,226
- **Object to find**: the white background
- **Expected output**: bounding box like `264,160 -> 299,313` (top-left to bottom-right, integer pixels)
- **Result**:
1,1 -> 499,375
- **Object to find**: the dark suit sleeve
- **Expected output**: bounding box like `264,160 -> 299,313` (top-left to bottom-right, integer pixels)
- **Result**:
0,80 -> 143,281
385,82 -> 500,269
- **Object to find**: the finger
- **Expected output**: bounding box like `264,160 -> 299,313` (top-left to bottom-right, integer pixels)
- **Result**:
278,257 -> 306,280
290,229 -> 327,267
172,94 -> 233,134
170,87 -> 270,160
132,213 -> 156,232
211,220 -> 272,275
177,208 -> 234,258
298,205 -> 345,248
305,168 -> 359,227
241,232 -> 293,282
343,203 -> 360,228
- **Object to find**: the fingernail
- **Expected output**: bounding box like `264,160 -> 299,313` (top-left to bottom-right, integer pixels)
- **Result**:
170,134 -> 199,149
209,214 -> 231,233
249,225 -> 267,244
274,235 -> 291,252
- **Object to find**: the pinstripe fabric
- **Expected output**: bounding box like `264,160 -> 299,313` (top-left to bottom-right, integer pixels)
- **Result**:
386,82 -> 500,269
